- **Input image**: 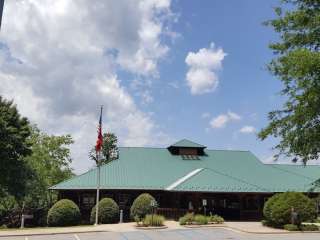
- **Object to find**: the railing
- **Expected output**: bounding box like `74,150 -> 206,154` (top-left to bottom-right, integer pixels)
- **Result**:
156,208 -> 188,220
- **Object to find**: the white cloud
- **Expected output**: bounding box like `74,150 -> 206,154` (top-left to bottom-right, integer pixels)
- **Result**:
227,111 -> 241,121
210,115 -> 229,128
239,125 -> 256,134
210,111 -> 241,129
185,42 -> 226,95
0,0 -> 175,173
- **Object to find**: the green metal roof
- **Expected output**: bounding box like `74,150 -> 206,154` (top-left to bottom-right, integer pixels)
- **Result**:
170,139 -> 206,148
51,143 -> 320,193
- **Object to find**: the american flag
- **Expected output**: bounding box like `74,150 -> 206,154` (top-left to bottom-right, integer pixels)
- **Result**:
95,106 -> 103,152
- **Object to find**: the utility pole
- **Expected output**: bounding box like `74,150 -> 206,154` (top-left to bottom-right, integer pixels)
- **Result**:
0,0 -> 4,30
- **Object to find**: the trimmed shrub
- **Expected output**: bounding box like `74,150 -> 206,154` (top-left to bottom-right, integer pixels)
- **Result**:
142,214 -> 165,227
284,224 -> 299,231
207,214 -> 224,224
90,198 -> 119,224
194,214 -> 208,225
301,224 -> 319,231
179,213 -> 194,225
263,192 -> 316,227
47,199 -> 81,227
130,193 -> 156,219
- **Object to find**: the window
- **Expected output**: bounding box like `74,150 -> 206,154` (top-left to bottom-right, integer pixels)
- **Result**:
211,199 -> 216,207
181,155 -> 200,160
219,199 -> 227,208
244,196 -> 259,210
82,194 -> 95,208
179,148 -> 198,155
119,194 -> 131,208
228,201 -> 240,209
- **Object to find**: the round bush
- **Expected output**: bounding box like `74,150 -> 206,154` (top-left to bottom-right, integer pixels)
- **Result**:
47,199 -> 81,227
90,198 -> 119,224
130,193 -> 156,219
263,192 -> 316,227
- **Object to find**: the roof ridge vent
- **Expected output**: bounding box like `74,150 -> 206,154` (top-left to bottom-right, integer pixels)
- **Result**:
165,168 -> 204,190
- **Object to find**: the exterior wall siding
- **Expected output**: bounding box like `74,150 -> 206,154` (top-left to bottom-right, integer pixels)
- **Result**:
58,190 -> 274,222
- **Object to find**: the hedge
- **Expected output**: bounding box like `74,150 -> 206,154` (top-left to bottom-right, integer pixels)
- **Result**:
47,199 -> 81,227
90,198 -> 119,224
130,193 -> 156,219
263,192 -> 316,227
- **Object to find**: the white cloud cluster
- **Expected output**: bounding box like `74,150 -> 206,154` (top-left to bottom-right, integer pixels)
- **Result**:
210,111 -> 241,129
185,42 -> 226,95
0,0 -> 175,173
239,125 -> 256,134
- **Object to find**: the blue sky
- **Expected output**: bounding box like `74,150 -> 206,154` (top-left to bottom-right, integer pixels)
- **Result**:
0,0 -> 296,173
125,0 -> 283,162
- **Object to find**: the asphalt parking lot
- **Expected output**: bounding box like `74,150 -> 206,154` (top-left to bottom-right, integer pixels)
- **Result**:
1,228 -> 320,240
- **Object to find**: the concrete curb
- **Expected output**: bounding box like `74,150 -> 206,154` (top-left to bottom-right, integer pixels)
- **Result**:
181,224 -> 320,234
210,226 -> 320,235
135,226 -> 168,230
1,223 -> 320,237
0,230 -> 107,238
183,224 -> 227,228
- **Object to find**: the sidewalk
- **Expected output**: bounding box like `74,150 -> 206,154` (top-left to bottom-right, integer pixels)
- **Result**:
0,221 -> 316,237
224,221 -> 288,234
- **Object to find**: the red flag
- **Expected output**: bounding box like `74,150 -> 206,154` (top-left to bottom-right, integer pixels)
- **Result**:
95,106 -> 103,152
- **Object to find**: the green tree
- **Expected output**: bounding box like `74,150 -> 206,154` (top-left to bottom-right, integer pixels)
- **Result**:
23,126 -> 74,209
0,96 -> 32,198
259,0 -> 320,163
89,133 -> 118,165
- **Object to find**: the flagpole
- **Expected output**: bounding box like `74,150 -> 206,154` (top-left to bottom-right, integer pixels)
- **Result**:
0,0 -> 4,30
95,152 -> 101,226
94,106 -> 103,226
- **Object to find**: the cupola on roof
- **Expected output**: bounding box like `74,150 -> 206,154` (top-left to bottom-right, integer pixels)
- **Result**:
169,139 -> 206,149
168,139 -> 206,156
